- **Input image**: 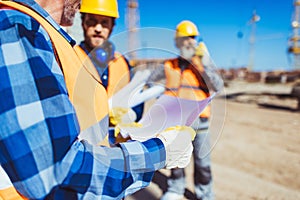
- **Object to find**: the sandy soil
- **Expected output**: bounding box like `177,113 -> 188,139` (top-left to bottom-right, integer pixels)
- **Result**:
126,82 -> 300,200
211,99 -> 300,200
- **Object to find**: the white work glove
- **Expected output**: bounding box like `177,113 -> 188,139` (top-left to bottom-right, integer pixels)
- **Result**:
109,107 -> 137,126
156,126 -> 196,169
116,123 -> 196,168
128,85 -> 165,108
109,70 -> 152,109
108,70 -> 153,126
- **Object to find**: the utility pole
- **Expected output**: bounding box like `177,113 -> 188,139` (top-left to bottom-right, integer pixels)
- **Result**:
126,0 -> 140,61
248,10 -> 260,71
288,0 -> 300,69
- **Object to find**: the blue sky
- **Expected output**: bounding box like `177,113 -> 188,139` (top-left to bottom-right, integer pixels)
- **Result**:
110,0 -> 295,71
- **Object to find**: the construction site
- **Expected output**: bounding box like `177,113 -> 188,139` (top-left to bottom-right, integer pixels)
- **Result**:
132,1 -> 300,199
67,0 -> 300,199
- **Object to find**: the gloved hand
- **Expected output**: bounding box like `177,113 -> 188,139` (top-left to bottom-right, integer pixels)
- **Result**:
109,107 -> 137,126
194,41 -> 224,92
156,126 -> 196,169
109,70 -> 152,109
113,122 -> 143,143
115,123 -> 196,168
195,41 -> 208,57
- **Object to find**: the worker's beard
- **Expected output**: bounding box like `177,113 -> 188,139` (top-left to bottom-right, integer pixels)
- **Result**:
60,0 -> 80,26
180,46 -> 195,60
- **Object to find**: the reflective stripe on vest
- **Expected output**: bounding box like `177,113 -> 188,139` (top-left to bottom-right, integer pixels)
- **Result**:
0,1 -> 109,198
106,53 -> 131,98
164,58 -> 210,118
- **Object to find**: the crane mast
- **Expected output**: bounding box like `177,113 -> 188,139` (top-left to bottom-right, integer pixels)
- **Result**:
248,10 -> 260,71
288,0 -> 300,69
126,0 -> 140,61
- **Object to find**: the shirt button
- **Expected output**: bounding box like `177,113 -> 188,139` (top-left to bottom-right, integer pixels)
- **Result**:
103,75 -> 107,80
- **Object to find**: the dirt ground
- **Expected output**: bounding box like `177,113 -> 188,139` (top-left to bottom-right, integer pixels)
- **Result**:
211,99 -> 300,200
126,82 -> 300,200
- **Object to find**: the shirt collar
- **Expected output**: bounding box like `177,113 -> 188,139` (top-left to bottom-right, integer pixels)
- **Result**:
79,41 -> 89,54
13,0 -> 76,46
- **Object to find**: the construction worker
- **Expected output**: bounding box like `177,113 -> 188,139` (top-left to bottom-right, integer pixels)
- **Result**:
0,1 -> 195,199
159,20 -> 223,200
76,0 -> 144,133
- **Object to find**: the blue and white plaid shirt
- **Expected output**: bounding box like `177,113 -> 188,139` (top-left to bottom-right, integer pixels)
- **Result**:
0,0 -> 165,199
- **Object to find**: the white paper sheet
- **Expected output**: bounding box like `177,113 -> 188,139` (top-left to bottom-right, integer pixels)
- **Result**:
119,93 -> 215,141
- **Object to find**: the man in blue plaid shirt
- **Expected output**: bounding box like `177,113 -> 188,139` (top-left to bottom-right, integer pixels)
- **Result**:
0,0 -> 195,199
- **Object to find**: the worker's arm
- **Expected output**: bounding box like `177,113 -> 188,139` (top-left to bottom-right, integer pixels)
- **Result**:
201,53 -> 224,92
0,11 -> 165,199
194,42 -> 224,92
146,64 -> 167,86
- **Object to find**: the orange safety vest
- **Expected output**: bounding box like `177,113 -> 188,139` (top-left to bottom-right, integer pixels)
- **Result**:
164,58 -> 210,118
106,53 -> 131,98
0,1 -> 109,199
75,46 -> 131,98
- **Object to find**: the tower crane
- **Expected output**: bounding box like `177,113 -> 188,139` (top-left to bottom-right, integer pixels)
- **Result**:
248,10 -> 260,71
288,0 -> 300,111
288,0 -> 300,69
126,0 -> 140,62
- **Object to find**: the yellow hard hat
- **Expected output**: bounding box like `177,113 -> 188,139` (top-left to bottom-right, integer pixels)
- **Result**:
175,20 -> 199,38
80,0 -> 119,18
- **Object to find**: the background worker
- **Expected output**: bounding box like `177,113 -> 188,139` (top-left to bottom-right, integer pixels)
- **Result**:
0,0 -> 195,199
77,0 -> 144,129
159,20 -> 223,200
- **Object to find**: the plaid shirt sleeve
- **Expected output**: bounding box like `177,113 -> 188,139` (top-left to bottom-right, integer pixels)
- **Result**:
0,7 -> 165,200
